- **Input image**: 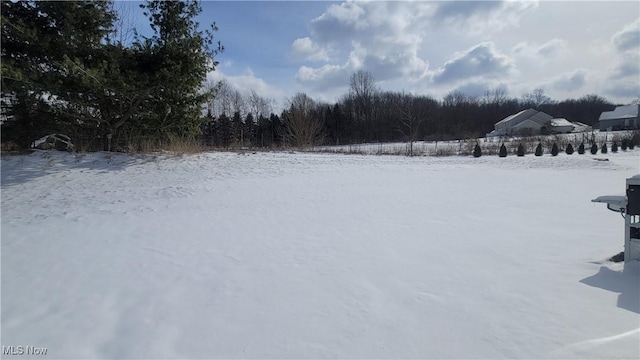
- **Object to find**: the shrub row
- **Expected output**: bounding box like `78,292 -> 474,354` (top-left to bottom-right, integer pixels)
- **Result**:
473,137 -> 636,158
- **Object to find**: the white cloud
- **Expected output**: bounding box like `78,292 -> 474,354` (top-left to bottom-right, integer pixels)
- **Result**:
612,17 -> 640,52
290,0 -> 538,98
290,37 -> 330,62
513,38 -> 569,60
433,0 -> 536,35
206,68 -> 287,102
295,63 -> 351,91
431,42 -> 515,85
611,52 -> 640,80
549,69 -> 588,92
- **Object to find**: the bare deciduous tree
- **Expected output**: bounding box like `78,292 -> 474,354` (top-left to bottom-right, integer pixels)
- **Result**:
396,93 -> 431,156
349,70 -> 378,141
521,88 -> 552,108
281,93 -> 324,149
248,89 -> 273,118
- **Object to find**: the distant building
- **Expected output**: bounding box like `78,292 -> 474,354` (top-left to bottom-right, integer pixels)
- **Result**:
487,109 -> 591,137
598,104 -> 640,131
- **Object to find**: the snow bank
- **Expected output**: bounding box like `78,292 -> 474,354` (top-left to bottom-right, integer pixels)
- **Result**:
2,150 -> 639,358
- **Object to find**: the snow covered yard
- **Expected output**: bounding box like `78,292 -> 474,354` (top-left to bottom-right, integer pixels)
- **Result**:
2,149 -> 639,359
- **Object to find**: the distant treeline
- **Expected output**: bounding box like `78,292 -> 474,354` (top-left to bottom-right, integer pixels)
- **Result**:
200,73 -> 616,150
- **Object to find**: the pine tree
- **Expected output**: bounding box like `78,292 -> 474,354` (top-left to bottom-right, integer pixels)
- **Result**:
517,143 -> 525,156
244,113 -> 256,148
231,111 -> 243,147
551,143 -> 559,156
601,143 -> 608,154
1,1 -> 117,149
612,141 -> 619,152
138,0 -> 223,138
499,143 -> 507,157
473,144 -> 481,158
565,143 -> 574,155
216,113 -> 232,149
590,143 -> 598,154
535,143 -> 543,156
578,142 -> 585,154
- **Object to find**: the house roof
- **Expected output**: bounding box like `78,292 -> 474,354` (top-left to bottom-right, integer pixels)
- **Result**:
495,109 -> 552,128
551,118 -> 574,127
495,109 -> 538,126
512,118 -> 546,130
599,104 -> 639,121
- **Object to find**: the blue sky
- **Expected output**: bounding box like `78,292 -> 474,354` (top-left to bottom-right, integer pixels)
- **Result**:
121,1 -> 640,108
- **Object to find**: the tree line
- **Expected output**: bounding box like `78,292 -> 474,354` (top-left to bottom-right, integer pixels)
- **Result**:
200,71 -> 616,150
1,1 -> 618,152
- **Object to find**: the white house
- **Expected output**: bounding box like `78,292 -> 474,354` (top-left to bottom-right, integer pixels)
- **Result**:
489,109 -> 552,136
487,109 -> 586,136
598,104 -> 639,131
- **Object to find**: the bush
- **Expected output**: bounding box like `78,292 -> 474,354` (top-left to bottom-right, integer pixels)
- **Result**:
590,143 -> 598,154
473,144 -> 481,158
629,137 -> 636,150
517,143 -> 525,157
551,143 -> 558,156
621,139 -> 628,151
565,143 -> 574,155
578,142 -> 585,154
499,143 -> 507,157
612,141 -> 618,152
601,143 -> 608,154
535,143 -> 543,156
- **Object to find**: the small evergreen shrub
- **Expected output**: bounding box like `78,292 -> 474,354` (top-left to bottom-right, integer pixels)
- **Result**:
612,141 -> 618,152
577,142 -> 585,154
590,143 -> 598,154
565,143 -> 574,155
517,144 -> 525,157
629,138 -> 635,150
551,143 -> 558,156
535,143 -> 543,156
621,139 -> 628,151
499,144 -> 507,157
601,143 -> 608,154
473,144 -> 482,158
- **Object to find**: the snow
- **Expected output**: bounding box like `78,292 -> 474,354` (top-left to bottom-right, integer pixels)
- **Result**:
2,149 -> 640,359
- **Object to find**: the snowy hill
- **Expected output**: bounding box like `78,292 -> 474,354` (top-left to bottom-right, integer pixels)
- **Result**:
2,150 -> 639,358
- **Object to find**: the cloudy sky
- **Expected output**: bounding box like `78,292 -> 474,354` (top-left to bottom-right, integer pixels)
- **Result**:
127,1 -> 640,107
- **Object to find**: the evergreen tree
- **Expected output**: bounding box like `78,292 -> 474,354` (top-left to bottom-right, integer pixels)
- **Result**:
137,0 -> 223,138
517,143 -> 525,156
499,143 -> 507,157
590,143 -> 598,154
551,143 -> 558,156
473,144 -> 481,158
270,113 -> 282,147
231,111 -> 243,146
612,141 -> 618,152
629,137 -> 636,150
565,143 -> 574,155
601,143 -> 608,154
621,139 -> 628,151
216,113 -> 232,149
578,142 -> 585,154
244,113 -> 255,147
1,1 -> 117,149
535,143 -> 543,156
